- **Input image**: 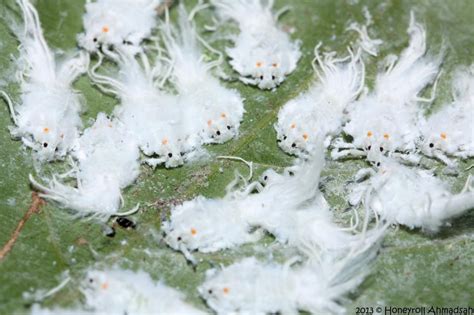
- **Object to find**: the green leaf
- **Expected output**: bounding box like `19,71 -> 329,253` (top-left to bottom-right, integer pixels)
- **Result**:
0,0 -> 473,313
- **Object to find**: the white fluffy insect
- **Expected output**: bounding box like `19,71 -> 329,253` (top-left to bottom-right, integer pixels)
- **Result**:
347,157 -> 474,233
77,0 -> 161,55
211,0 -> 301,89
30,113 -> 140,220
418,66 -> 474,168
162,144 -> 379,262
32,268 -> 205,315
161,5 -> 245,145
332,12 -> 441,164
162,149 -> 326,262
199,238 -> 381,315
89,49 -> 199,168
275,43 -> 365,156
1,0 -> 88,162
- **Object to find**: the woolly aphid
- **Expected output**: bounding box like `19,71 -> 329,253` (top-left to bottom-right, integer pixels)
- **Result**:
77,0 -> 161,55
418,66 -> 474,168
347,156 -> 474,233
199,234 -> 383,315
1,0 -> 88,162
89,49 -> 199,168
332,12 -> 441,164
162,147 -> 326,263
32,268 -> 205,315
275,43 -> 365,157
30,113 -> 141,220
211,0 -> 301,90
160,5 -> 245,144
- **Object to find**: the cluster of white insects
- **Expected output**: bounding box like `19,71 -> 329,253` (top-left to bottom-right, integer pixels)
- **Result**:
1,0 -> 472,314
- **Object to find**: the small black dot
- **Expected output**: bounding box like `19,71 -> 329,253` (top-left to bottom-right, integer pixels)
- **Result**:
227,125 -> 231,130
43,142 -> 48,148
272,75 -> 276,80
180,152 -> 185,156
208,289 -> 213,294
277,139 -> 282,143
177,236 -> 182,241
291,143 -> 296,148
260,75 -> 264,80
168,153 -> 173,158
379,147 -> 384,152
283,136 -> 287,140
216,130 -> 221,136
367,145 -> 371,150
376,162 -> 381,167
89,278 -> 94,283
429,143 -> 434,148
93,37 -> 97,42
263,175 -> 268,180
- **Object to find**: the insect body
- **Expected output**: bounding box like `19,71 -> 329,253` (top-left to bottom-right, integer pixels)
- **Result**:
78,0 -> 160,55
211,0 -> 301,89
275,44 -> 365,156
347,157 -> 474,233
332,12 -> 441,164
418,67 -> 474,167
161,5 -> 245,144
162,145 -> 369,262
30,113 -> 140,220
199,239 -> 381,315
2,0 -> 88,162
89,50 -> 197,168
32,268 -> 205,314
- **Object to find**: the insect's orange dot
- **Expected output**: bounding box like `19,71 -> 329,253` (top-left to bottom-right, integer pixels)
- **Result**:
383,133 -> 390,140
221,113 -> 226,118
440,132 -> 447,140
256,62 -> 262,68
101,282 -> 109,290
102,26 -> 109,33
290,123 -> 296,129
162,138 -> 168,145
223,287 -> 229,294
207,120 -> 212,126
367,131 -> 373,137
272,63 -> 278,67
191,228 -> 197,236
302,133 -> 308,140
43,127 -> 49,133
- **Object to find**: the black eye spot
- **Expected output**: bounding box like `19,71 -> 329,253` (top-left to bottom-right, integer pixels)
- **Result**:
89,278 -> 94,283
93,37 -> 97,42
227,125 -> 231,130
55,147 -> 59,152
283,136 -> 287,140
260,75 -> 263,80
216,130 -> 221,136
168,153 -> 173,158
288,171 -> 294,176
379,147 -> 384,152
208,289 -> 213,294
43,142 -> 48,148
376,162 -> 381,167
263,175 -> 268,181
177,236 -> 182,241
367,145 -> 371,150
291,143 -> 296,148
272,75 -> 276,80
429,143 -> 434,148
